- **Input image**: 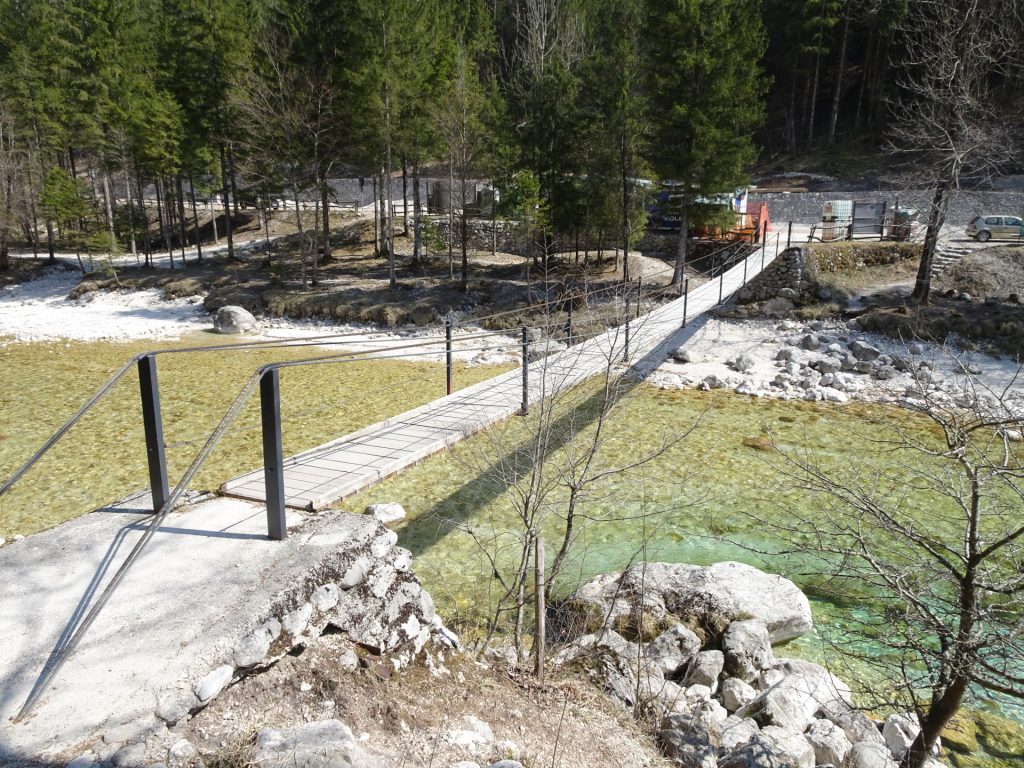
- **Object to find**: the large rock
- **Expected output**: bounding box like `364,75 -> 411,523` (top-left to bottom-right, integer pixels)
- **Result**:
844,741 -> 897,768
645,624 -> 702,677
818,699 -> 885,747
661,712 -> 717,768
213,305 -> 259,334
805,718 -> 852,766
883,712 -> 921,758
253,720 -> 385,768
758,726 -> 814,768
684,650 -> 725,692
718,716 -> 761,753
850,340 -> 881,362
722,620 -> 775,682
721,678 -> 757,713
363,502 -> 406,525
736,684 -> 818,734
568,562 -> 813,645
760,659 -> 852,714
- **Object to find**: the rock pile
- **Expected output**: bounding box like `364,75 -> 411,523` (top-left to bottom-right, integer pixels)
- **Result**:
656,318 -> 951,407
554,561 -> 947,768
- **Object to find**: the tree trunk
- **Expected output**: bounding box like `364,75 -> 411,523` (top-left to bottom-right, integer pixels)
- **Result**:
460,171 -> 469,292
910,181 -> 949,305
448,159 -> 455,280
321,181 -> 332,259
293,186 -> 306,288
401,158 -> 409,236
621,132 -> 631,283
312,185 -> 320,286
219,142 -> 235,260
175,175 -> 188,265
672,203 -> 689,285
188,169 -> 203,264
228,142 -> 240,215
372,173 -> 380,256
384,81 -> 396,288
412,160 -> 422,261
45,218 -> 56,263
827,6 -> 850,147
807,45 -> 822,147
102,172 -> 116,252
136,171 -> 151,266
155,178 -> 174,268
261,189 -> 271,249
124,170 -> 138,265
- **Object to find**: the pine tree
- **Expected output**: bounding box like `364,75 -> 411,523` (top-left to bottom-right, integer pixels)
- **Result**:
644,0 -> 768,285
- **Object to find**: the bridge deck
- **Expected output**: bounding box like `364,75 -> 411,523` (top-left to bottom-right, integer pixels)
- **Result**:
221,246 -> 780,510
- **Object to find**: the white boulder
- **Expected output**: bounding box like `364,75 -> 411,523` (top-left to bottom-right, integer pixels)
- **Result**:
213,305 -> 258,334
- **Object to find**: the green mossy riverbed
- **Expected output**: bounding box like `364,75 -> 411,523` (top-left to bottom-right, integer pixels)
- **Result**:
1,337 -> 1020,763
0,334 -> 510,537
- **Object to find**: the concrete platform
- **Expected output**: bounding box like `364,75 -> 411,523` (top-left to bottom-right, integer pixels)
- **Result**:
0,494 -> 404,764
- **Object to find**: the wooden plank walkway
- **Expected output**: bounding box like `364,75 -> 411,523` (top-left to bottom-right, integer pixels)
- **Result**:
221,245 -> 781,510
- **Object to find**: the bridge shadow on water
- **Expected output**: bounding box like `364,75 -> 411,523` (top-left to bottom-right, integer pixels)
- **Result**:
398,314 -> 712,561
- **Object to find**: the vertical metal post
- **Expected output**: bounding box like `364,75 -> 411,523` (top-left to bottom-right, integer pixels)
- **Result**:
445,315 -> 453,395
786,221 -> 792,249
260,368 -> 287,541
682,278 -> 689,326
761,221 -> 768,265
718,268 -> 724,304
520,326 -> 529,416
742,250 -> 748,285
137,354 -> 169,513
566,299 -> 573,345
880,199 -> 887,241
636,278 -> 642,319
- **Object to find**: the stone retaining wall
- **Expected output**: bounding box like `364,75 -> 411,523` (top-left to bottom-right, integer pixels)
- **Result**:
752,190 -> 1024,226
736,247 -> 816,303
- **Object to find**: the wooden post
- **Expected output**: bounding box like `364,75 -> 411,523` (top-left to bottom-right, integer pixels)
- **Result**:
682,278 -> 690,326
534,535 -> 545,683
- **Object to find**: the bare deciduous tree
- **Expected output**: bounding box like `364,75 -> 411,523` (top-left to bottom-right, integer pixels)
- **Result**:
0,104 -> 30,271
888,0 -> 1024,304
443,302 -> 698,672
768,359 -> 1024,768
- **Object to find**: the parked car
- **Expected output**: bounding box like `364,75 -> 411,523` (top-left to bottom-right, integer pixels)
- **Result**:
966,214 -> 1023,242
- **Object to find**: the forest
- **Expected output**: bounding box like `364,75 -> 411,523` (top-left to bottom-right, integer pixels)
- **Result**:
0,0 -> 1021,282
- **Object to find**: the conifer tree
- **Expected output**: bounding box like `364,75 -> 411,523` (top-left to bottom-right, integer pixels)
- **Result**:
644,0 -> 768,285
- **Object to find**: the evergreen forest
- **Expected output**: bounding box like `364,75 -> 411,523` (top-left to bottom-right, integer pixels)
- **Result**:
0,0 -> 1021,275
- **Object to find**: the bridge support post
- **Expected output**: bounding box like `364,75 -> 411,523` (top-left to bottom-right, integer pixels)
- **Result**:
445,315 -> 453,395
761,221 -> 767,265
742,252 -> 748,285
718,268 -> 724,304
260,368 -> 287,541
565,300 -> 573,345
520,326 -> 529,416
682,278 -> 689,326
137,354 -> 169,513
786,221 -> 792,250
